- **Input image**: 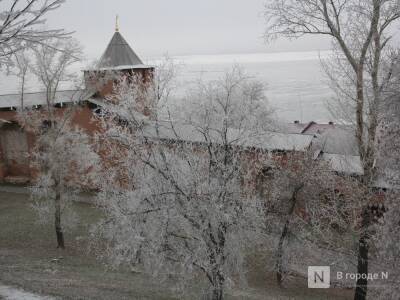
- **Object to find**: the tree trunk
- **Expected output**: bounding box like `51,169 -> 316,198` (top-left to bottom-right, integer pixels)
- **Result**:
354,208 -> 370,300
355,69 -> 365,159
276,219 -> 290,286
55,190 -> 65,249
211,286 -> 223,300
275,186 -> 301,287
211,273 -> 224,300
363,21 -> 381,185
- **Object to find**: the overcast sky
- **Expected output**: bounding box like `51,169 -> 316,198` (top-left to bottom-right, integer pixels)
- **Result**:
45,0 -> 331,61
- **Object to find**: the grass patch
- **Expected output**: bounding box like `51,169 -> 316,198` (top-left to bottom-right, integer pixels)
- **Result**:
0,189 -> 353,299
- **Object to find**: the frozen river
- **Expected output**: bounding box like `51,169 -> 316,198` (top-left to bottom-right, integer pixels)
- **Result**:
0,50 -> 335,123
172,50 -> 334,123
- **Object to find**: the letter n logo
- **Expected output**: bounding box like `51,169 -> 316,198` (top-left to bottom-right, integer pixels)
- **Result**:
308,266 -> 330,288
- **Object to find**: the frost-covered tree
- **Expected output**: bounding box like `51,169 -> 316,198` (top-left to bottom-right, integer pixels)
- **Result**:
30,37 -> 82,115
265,0 -> 400,183
92,66 -> 274,299
17,38 -> 99,249
29,121 -> 100,249
258,151 -> 366,287
372,191 -> 400,300
377,53 -> 400,189
0,0 -> 69,68
180,66 -> 275,138
371,55 -> 400,300
12,49 -> 30,108
265,2 -> 400,298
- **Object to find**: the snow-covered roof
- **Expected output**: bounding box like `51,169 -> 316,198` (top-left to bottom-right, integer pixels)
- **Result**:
96,64 -> 154,71
313,126 -> 358,156
283,122 -> 358,156
322,153 -> 364,175
283,122 -> 312,134
283,121 -> 338,135
0,90 -> 92,109
241,132 -> 314,151
141,121 -> 314,152
98,31 -> 145,69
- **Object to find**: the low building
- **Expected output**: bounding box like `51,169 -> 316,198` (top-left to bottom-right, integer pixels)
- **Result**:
0,27 -> 153,183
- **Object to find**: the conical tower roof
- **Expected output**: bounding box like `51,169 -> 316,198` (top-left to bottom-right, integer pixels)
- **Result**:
98,31 -> 144,69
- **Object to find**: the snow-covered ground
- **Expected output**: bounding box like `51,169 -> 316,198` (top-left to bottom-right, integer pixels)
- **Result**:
0,284 -> 55,300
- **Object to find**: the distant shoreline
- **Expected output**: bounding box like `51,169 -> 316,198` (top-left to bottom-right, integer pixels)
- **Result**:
147,50 -> 333,65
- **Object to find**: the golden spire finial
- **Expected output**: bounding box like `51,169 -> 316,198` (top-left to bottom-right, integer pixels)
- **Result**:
115,15 -> 119,32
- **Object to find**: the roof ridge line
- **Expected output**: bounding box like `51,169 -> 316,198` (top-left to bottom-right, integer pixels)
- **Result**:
0,89 -> 81,97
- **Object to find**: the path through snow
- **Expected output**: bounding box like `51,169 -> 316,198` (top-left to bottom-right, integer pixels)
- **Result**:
0,284 -> 55,300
